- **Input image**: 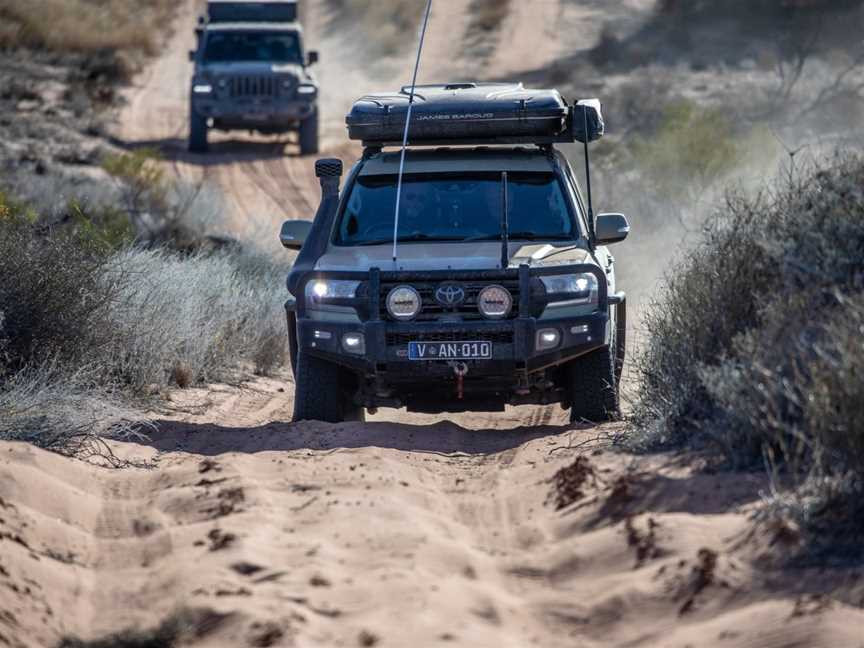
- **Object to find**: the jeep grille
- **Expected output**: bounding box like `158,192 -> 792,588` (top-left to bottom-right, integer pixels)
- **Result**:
228,76 -> 281,98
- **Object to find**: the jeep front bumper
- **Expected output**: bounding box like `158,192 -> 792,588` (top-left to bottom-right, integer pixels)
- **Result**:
191,95 -> 316,127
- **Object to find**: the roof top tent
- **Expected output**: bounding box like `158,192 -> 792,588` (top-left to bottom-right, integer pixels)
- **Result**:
206,0 -> 298,23
345,82 -> 604,148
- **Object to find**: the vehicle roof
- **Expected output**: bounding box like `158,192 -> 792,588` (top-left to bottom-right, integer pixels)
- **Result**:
359,147 -> 558,176
205,21 -> 302,31
209,0 -> 294,3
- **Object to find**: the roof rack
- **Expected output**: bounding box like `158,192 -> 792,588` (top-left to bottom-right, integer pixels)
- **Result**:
346,83 -> 603,149
205,0 -> 298,23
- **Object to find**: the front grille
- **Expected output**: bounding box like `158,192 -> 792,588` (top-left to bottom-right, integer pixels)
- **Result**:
380,280 -> 521,322
228,76 -> 279,98
386,331 -> 514,345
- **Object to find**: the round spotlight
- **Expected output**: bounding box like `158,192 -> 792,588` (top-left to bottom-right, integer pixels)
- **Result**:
477,285 -> 513,319
386,285 -> 421,321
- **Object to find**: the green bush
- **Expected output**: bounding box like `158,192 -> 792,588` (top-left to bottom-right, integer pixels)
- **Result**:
0,211 -> 116,375
631,101 -> 747,201
632,155 -> 864,553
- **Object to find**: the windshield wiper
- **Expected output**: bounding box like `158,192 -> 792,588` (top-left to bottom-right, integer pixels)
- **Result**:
464,232 -> 567,242
355,235 -> 466,246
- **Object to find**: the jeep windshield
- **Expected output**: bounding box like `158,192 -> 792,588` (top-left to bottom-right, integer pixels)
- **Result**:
203,31 -> 303,64
336,172 -> 578,246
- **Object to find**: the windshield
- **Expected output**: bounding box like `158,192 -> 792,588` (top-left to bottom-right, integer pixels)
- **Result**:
203,31 -> 302,64
336,172 -> 578,246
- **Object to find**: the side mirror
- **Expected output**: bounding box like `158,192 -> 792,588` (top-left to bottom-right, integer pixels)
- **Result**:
307,50 -> 319,66
280,220 -> 313,251
188,49 -> 197,62
595,213 -> 630,245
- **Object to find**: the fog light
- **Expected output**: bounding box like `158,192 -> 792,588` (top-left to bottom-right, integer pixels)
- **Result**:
571,324 -> 590,335
342,333 -> 365,355
536,328 -> 561,351
314,330 -> 332,340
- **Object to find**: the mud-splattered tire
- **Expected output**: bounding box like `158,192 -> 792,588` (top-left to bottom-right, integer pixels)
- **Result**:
298,108 -> 319,156
567,326 -> 620,424
189,111 -> 208,153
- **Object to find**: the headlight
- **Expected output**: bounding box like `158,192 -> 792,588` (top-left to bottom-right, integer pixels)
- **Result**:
192,84 -> 213,94
217,78 -> 228,89
282,79 -> 295,90
540,273 -> 599,305
386,285 -> 421,321
477,285 -> 513,319
305,279 -> 360,309
297,84 -> 317,95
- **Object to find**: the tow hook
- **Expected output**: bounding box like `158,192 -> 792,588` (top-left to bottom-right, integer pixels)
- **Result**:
449,362 -> 469,400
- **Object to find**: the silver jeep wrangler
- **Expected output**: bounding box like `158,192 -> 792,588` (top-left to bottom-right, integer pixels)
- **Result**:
188,0 -> 319,154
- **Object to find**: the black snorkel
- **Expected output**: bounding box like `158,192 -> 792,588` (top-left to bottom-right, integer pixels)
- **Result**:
500,171 -> 510,270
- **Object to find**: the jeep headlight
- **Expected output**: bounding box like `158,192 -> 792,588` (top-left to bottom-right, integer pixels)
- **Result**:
305,279 -> 360,310
540,273 -> 599,306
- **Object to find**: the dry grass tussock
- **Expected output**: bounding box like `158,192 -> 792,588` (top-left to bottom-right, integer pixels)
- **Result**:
0,0 -> 175,65
0,200 -> 288,453
630,154 -> 864,558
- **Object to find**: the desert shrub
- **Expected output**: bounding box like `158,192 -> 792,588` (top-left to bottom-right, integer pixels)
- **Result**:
0,0 -> 175,60
0,206 -> 287,393
632,154 -> 864,552
631,100 -> 748,201
102,248 -> 288,390
102,149 -> 232,250
0,210 -> 117,375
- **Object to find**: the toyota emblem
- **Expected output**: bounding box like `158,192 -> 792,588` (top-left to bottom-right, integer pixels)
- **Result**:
435,283 -> 466,307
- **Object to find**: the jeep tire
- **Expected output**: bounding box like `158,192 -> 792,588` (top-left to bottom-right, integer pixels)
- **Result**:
293,351 -> 364,423
286,311 -> 299,376
298,108 -> 319,156
189,111 -> 209,153
566,323 -> 620,424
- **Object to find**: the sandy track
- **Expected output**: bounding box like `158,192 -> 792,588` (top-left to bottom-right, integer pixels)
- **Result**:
2,376 -> 863,647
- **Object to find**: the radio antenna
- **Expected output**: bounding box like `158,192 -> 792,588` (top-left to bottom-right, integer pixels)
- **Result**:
582,108 -> 596,245
392,0 -> 433,265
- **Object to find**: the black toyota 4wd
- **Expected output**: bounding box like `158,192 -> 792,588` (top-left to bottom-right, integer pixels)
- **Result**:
281,83 -> 629,423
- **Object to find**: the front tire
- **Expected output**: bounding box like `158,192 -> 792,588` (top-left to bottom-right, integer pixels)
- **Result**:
292,352 -> 364,423
566,325 -> 620,424
298,108 -> 319,156
189,111 -> 209,153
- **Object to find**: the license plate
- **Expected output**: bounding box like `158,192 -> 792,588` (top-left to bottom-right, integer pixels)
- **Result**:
243,113 -> 269,121
408,341 -> 492,361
